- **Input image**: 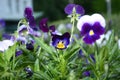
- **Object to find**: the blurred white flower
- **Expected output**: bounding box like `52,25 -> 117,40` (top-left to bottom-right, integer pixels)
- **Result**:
96,30 -> 112,46
0,40 -> 14,52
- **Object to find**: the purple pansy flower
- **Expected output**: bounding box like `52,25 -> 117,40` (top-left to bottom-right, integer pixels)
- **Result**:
24,7 -> 36,29
77,13 -> 106,44
15,50 -> 23,57
52,32 -> 70,50
24,7 -> 33,18
0,19 -> 5,28
39,18 -> 55,32
64,4 -> 85,15
24,67 -> 33,78
83,71 -> 90,77
2,33 -> 13,40
17,35 -> 27,44
26,42 -> 34,51
17,25 -> 40,37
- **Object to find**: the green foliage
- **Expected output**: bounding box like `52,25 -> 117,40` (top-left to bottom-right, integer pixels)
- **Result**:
1,1 -> 120,79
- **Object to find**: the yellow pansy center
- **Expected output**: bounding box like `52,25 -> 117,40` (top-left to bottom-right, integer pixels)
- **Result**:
57,41 -> 65,49
89,30 -> 94,36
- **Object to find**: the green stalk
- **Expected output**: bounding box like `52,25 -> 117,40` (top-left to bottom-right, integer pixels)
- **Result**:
70,19 -> 75,42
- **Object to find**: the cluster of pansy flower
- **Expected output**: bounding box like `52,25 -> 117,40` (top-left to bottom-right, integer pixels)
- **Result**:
0,3 -> 109,79
64,3 -> 106,45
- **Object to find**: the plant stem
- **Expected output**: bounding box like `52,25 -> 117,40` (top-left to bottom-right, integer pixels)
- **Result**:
70,19 -> 75,42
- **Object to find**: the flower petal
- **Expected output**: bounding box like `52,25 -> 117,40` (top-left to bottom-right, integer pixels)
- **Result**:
91,13 -> 106,28
49,25 -> 55,32
39,18 -> 49,32
64,4 -> 75,15
77,15 -> 92,31
24,7 -> 33,19
83,71 -> 90,76
93,22 -> 105,35
83,34 -> 100,44
0,19 -> 5,27
28,16 -> 36,29
75,5 -> 85,15
16,50 -> 23,57
80,23 -> 91,36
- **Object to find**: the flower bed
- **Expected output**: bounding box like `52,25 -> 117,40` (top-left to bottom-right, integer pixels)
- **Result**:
0,3 -> 120,80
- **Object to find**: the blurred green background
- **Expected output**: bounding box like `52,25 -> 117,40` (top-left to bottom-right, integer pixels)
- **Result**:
34,0 -> 120,21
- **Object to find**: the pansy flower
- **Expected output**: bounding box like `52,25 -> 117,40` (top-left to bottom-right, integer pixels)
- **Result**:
83,71 -> 90,77
77,13 -> 106,44
52,32 -> 70,50
15,50 -> 23,57
39,18 -> 55,33
0,40 -> 14,52
24,7 -> 36,30
2,33 -> 14,40
26,42 -> 34,51
0,19 -> 5,28
64,4 -> 85,17
24,67 -> 33,78
17,25 -> 40,37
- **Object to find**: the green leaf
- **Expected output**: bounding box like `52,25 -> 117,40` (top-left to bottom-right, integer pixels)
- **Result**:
34,37 -> 53,54
34,37 -> 57,60
109,43 -> 118,61
34,59 -> 40,72
4,43 -> 16,62
0,54 -> 6,71
64,44 -> 80,60
34,71 -> 51,80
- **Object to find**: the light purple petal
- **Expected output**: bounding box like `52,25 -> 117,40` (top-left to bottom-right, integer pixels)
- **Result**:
75,5 -> 85,15
64,4 -> 75,15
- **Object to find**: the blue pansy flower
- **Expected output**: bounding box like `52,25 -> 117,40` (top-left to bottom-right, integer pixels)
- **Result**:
77,13 -> 106,44
52,32 -> 70,50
